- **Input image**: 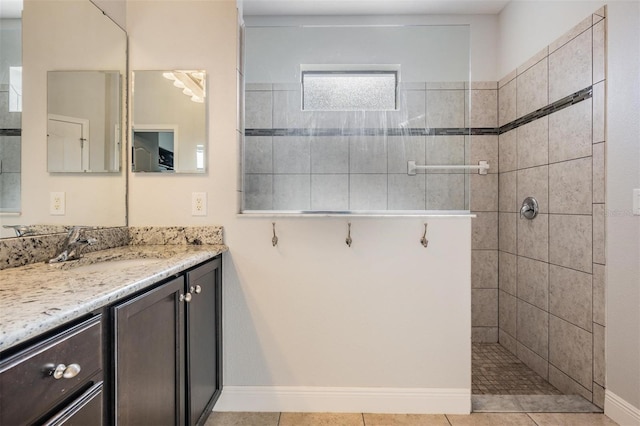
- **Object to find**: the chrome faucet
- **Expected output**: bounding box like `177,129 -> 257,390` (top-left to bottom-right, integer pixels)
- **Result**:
48,226 -> 97,263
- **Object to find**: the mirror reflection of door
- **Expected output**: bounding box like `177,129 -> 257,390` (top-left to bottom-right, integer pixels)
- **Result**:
47,114 -> 90,172
132,127 -> 178,172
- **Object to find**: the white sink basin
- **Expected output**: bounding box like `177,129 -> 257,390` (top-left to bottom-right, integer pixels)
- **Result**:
67,258 -> 162,273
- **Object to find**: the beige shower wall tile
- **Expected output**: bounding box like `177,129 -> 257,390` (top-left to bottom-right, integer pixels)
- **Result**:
549,15 -> 593,54
499,330 -> 518,356
594,323 -> 605,386
499,69 -> 517,89
499,251 -> 517,296
499,130 -> 517,173
473,288 -> 498,327
499,79 -> 516,126
518,256 -> 549,311
517,300 -> 549,358
426,90 -> 464,127
549,214 -> 593,273
517,47 -> 549,75
593,204 -> 606,265
549,157 -> 593,215
549,316 -> 593,390
467,81 -> 498,90
593,19 -> 606,84
473,327 -> 499,343
549,264 -> 593,331
472,250 -> 498,289
473,212 -> 498,250
548,365 -> 593,402
517,117 -> 549,169
593,142 -> 606,204
499,212 -> 517,254
499,290 -> 517,337
426,82 -> 464,90
518,213 -> 549,262
517,341 -> 549,379
499,171 -> 517,213
549,28 -> 592,103
518,165 -> 549,214
593,263 -> 606,326
517,58 -> 549,118
471,174 -> 498,212
593,81 -> 605,143
549,99 -> 592,163
593,383 -> 605,409
469,135 -> 498,174
468,89 -> 497,127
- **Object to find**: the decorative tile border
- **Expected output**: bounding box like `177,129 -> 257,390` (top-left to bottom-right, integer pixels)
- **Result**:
244,85 -> 592,138
0,129 -> 21,136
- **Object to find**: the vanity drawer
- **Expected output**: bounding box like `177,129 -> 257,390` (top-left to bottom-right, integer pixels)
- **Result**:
0,315 -> 103,425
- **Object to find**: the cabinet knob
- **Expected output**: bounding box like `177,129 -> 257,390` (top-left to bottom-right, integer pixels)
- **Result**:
194,285 -> 202,294
51,363 -> 82,379
180,293 -> 192,303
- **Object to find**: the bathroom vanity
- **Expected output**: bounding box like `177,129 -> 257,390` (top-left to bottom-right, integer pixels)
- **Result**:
0,245 -> 226,425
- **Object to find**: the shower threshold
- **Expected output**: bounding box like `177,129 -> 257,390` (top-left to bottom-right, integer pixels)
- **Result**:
472,343 -> 602,413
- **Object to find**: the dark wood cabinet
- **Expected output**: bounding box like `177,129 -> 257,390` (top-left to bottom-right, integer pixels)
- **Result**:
113,276 -> 186,426
186,257 -> 222,426
0,315 -> 103,426
113,256 -> 222,426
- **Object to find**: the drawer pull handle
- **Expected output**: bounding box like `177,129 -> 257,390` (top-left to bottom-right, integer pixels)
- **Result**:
52,363 -> 82,379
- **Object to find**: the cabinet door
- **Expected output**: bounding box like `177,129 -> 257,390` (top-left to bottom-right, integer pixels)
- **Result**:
186,258 -> 222,426
114,276 -> 186,426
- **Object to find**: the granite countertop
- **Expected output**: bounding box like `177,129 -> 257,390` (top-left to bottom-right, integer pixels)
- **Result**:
0,244 -> 228,352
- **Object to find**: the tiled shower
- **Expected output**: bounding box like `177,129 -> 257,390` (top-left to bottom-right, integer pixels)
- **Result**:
242,6 -> 607,409
473,8 -> 607,408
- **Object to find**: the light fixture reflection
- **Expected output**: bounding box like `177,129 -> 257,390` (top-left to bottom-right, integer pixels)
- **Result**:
163,70 -> 205,103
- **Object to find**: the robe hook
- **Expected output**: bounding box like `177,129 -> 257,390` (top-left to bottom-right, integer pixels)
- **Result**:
272,222 -> 278,247
420,223 -> 429,248
346,222 -> 352,247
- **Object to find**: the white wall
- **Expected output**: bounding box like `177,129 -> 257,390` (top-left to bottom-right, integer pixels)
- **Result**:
498,1 -> 640,423
605,2 -> 640,422
245,25 -> 470,83
245,14 -> 498,82
128,0 -> 472,413
498,0 -> 604,78
20,0 -> 126,228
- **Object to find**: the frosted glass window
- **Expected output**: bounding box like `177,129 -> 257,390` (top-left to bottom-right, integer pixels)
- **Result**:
302,71 -> 397,111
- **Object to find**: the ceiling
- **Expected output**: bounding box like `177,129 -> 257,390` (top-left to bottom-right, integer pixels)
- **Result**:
243,0 -> 511,16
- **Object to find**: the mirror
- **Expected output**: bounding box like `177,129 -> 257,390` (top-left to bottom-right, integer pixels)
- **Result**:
47,70 -> 121,173
132,70 -> 207,173
0,0 -> 127,238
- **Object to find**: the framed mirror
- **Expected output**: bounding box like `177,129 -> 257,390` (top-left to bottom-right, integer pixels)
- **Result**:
47,70 -> 121,173
132,70 -> 207,173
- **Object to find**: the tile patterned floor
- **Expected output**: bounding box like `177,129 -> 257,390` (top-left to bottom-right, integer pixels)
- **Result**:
205,412 -> 619,426
472,343 -> 562,395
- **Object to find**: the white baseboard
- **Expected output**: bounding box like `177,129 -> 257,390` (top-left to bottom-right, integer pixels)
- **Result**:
605,390 -> 640,426
213,386 -> 471,414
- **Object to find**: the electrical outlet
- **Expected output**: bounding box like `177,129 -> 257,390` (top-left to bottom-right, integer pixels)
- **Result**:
192,192 -> 207,216
50,192 -> 65,215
